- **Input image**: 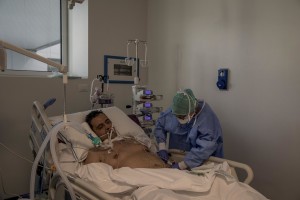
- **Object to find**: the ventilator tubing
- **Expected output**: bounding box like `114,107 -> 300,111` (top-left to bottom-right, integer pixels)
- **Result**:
30,122 -> 77,200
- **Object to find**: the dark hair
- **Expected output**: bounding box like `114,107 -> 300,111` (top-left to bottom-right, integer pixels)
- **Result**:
85,110 -> 104,128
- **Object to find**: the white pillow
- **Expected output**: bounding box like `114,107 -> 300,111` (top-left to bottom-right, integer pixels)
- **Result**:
81,121 -> 97,136
102,106 -> 152,148
60,125 -> 94,162
102,107 -> 144,136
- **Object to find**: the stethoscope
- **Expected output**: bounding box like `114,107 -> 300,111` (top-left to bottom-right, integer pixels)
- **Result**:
191,101 -> 205,126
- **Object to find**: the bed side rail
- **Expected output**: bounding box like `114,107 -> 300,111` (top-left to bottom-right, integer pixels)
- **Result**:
207,156 -> 253,184
32,100 -> 53,132
29,101 -> 53,158
168,149 -> 254,184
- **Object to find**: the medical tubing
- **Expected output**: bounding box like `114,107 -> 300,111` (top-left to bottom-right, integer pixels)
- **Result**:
30,123 -> 60,200
126,42 -> 130,61
107,127 -> 114,149
50,122 -> 77,200
89,78 -> 98,104
144,42 -> 147,62
29,122 -> 75,200
106,78 -> 109,92
135,39 -> 138,79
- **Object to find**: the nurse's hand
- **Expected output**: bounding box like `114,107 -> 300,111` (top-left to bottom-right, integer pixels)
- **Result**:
157,150 -> 169,163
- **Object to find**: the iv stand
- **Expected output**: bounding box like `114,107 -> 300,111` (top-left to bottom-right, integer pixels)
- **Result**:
126,39 -> 147,115
125,39 -> 148,85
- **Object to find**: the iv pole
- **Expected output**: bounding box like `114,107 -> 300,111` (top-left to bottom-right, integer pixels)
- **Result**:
126,39 -> 148,85
126,39 -> 149,115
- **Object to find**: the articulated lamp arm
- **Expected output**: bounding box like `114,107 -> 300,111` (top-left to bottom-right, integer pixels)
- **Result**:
0,40 -> 67,73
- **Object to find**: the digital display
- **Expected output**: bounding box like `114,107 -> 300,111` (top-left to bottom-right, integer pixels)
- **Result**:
144,114 -> 152,121
114,64 -> 132,76
144,102 -> 152,108
144,90 -> 153,95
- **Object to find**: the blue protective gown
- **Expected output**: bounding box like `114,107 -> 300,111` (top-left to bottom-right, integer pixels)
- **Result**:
154,101 -> 224,169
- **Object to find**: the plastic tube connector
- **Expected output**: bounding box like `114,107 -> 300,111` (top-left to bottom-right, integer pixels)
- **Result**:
87,133 -> 101,147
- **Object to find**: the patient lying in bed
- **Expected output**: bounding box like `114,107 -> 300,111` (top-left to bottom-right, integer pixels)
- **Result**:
83,110 -> 168,169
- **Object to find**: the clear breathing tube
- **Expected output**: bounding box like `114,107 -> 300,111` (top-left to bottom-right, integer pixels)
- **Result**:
30,124 -> 118,200
30,122 -> 77,200
50,123 -> 77,200
98,126 -> 116,150
82,122 -> 116,149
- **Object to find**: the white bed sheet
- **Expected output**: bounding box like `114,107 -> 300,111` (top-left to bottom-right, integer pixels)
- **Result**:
74,162 -> 269,200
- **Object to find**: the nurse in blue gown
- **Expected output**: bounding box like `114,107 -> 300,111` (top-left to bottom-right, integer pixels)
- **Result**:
154,89 -> 224,170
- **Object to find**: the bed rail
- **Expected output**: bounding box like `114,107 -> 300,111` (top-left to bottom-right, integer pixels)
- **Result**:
29,100 -> 53,159
168,149 -> 254,184
208,156 -> 254,184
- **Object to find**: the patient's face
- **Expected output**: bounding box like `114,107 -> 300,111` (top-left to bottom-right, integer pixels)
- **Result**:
90,113 -> 114,140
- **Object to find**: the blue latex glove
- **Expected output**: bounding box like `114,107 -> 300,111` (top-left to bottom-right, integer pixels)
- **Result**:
171,162 -> 180,169
157,150 -> 169,163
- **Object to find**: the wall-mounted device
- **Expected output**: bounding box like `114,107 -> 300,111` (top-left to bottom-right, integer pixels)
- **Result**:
216,68 -> 229,90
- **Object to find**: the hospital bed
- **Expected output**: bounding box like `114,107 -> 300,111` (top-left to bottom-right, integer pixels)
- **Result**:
29,100 -> 268,200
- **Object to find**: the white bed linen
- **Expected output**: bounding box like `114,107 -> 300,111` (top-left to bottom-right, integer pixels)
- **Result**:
74,162 -> 269,200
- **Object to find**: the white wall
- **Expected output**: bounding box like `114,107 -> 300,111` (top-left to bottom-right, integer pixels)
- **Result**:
147,0 -> 300,199
0,0 -> 147,197
88,0 -> 148,113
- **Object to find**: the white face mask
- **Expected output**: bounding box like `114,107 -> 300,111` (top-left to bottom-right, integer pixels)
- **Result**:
177,117 -> 189,124
177,113 -> 195,125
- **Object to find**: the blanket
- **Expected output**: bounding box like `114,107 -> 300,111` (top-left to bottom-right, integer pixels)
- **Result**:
74,161 -> 269,200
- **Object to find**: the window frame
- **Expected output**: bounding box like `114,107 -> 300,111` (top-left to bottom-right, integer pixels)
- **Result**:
0,0 -> 69,78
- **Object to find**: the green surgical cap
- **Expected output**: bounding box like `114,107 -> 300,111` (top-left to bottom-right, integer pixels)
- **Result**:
172,89 -> 197,115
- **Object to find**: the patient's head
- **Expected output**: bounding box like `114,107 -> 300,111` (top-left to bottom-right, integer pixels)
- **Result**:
85,110 -> 116,141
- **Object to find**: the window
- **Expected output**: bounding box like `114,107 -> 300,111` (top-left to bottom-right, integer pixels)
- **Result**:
0,0 -> 88,78
0,0 -> 62,72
